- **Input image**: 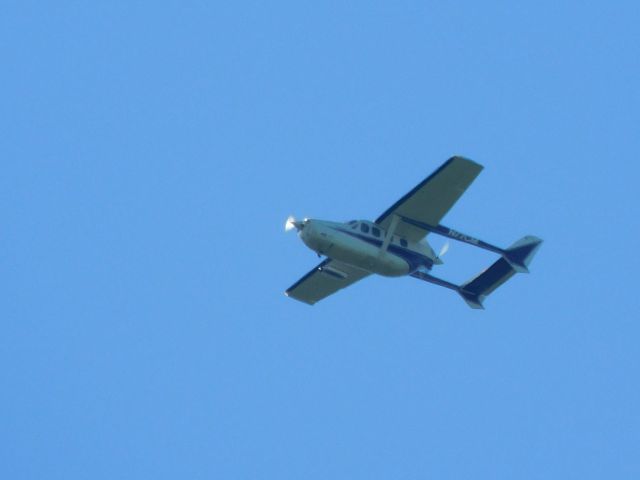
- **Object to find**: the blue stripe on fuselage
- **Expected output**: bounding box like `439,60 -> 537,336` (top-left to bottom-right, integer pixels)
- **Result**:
331,227 -> 433,271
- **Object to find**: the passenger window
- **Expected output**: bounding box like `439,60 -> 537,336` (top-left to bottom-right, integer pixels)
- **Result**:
372,227 -> 380,237
360,224 -> 370,234
400,238 -> 408,247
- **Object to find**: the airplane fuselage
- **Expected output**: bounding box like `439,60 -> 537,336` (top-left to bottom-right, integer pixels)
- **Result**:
298,219 -> 437,277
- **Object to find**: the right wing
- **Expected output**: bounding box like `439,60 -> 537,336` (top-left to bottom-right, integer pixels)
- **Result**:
375,156 -> 483,242
285,259 -> 371,305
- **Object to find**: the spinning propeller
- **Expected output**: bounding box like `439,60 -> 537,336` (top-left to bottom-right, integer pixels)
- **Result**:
285,215 -> 305,232
435,241 -> 450,264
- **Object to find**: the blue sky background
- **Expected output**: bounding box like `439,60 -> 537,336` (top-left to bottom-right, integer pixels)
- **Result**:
2,1 -> 639,478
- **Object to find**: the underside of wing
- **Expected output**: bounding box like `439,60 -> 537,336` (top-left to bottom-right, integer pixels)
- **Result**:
285,259 -> 371,305
375,156 -> 483,241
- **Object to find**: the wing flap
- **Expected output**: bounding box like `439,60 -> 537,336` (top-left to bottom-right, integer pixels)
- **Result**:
285,259 -> 370,305
375,156 -> 483,241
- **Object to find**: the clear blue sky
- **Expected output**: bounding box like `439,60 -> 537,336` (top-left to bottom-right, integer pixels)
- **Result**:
2,1 -> 639,478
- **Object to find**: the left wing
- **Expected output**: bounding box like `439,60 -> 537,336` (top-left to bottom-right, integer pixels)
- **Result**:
285,259 -> 371,305
375,156 -> 483,242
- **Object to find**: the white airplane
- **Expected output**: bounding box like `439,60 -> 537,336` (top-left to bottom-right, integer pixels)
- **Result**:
284,156 -> 542,308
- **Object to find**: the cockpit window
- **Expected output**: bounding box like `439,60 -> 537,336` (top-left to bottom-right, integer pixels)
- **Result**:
372,227 -> 381,237
348,220 -> 357,225
360,223 -> 370,234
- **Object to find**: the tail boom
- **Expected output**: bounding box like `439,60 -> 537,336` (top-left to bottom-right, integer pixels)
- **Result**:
410,236 -> 542,309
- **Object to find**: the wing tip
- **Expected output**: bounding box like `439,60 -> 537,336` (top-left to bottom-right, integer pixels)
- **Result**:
284,290 -> 316,305
448,155 -> 484,171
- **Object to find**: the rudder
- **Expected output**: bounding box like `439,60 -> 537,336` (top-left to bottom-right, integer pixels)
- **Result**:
503,236 -> 543,273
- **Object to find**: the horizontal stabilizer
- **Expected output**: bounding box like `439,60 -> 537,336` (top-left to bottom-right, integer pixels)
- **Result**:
410,235 -> 542,309
503,236 -> 543,273
411,240 -> 541,309
458,257 -> 520,309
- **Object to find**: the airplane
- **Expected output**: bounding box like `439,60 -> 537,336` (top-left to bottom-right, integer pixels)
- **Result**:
284,156 -> 542,309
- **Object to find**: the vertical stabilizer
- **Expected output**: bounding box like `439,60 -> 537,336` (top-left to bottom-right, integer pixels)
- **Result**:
503,236 -> 543,273
458,236 -> 542,308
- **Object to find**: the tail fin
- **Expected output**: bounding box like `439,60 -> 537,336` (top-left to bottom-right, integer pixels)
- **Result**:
458,258 -> 516,309
458,237 -> 542,309
411,236 -> 542,309
458,288 -> 487,309
503,236 -> 543,273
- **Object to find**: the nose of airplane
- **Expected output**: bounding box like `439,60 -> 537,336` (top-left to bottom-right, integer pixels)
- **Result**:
299,218 -> 312,234
285,216 -> 310,233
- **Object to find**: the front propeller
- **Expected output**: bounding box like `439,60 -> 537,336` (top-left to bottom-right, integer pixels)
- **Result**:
285,215 -> 306,232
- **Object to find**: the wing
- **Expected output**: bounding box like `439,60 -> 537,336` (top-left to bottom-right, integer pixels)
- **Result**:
375,156 -> 483,241
285,259 -> 371,305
